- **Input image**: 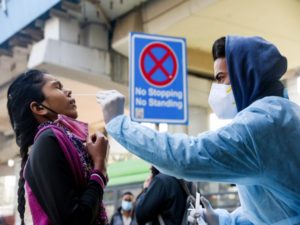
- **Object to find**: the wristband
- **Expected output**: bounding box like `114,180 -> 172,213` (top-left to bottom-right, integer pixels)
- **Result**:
90,173 -> 106,189
90,169 -> 109,187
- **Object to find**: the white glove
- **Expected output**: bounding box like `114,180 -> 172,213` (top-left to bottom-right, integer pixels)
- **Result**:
96,90 -> 125,124
188,208 -> 207,225
187,193 -> 207,225
201,197 -> 219,225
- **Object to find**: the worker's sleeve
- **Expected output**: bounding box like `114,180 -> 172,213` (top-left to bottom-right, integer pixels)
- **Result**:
215,207 -> 254,225
106,114 -> 263,185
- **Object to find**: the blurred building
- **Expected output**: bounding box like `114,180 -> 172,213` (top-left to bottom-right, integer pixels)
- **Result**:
0,0 -> 300,223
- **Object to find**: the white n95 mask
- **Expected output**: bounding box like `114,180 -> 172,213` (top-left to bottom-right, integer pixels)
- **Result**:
208,83 -> 237,119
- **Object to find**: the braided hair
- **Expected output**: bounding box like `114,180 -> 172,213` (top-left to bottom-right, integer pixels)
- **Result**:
7,70 -> 46,225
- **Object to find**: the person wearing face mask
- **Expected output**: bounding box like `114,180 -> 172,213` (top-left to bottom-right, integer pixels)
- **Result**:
110,192 -> 137,225
96,35 -> 300,225
7,70 -> 109,225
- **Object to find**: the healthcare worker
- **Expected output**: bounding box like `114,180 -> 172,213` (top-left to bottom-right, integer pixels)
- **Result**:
97,36 -> 300,225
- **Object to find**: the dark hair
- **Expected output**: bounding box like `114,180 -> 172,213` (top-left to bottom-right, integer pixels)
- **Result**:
122,191 -> 133,197
212,36 -> 226,61
150,166 -> 160,177
7,70 -> 46,225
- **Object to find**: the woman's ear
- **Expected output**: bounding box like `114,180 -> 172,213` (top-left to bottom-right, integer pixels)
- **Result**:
30,102 -> 47,116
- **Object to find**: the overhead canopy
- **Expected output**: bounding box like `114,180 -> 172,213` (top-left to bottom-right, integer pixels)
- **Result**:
107,158 -> 150,186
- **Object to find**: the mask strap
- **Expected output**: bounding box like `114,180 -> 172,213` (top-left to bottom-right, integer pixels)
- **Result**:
38,103 -> 59,120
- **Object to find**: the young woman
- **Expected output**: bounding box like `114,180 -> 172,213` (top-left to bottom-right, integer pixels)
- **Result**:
7,70 -> 109,225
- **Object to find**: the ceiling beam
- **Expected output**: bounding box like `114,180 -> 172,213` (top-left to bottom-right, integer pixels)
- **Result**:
187,47 -> 214,76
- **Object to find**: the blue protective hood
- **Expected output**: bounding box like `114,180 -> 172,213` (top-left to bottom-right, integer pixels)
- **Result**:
225,36 -> 287,112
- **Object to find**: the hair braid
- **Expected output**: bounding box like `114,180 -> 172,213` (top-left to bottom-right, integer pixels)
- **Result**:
17,146 -> 29,225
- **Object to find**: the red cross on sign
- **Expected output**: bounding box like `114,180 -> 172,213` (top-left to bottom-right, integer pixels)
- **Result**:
139,42 -> 178,87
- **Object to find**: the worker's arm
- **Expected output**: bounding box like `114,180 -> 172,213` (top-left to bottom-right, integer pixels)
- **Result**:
106,113 -> 263,185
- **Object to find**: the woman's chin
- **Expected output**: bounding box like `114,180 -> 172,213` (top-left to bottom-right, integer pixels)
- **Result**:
68,110 -> 78,119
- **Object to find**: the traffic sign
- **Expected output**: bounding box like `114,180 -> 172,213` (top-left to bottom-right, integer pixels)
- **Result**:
140,42 -> 178,87
129,32 -> 188,124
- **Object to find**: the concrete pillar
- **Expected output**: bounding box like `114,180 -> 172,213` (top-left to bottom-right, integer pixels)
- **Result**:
80,23 -> 109,50
11,46 -> 30,75
44,16 -> 80,44
110,50 -> 129,85
188,105 -> 209,135
0,55 -> 14,84
168,124 -> 188,134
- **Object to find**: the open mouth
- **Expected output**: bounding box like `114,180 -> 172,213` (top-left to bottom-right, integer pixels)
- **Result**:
70,99 -> 77,108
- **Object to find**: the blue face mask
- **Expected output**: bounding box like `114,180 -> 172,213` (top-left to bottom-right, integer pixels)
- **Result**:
121,200 -> 133,211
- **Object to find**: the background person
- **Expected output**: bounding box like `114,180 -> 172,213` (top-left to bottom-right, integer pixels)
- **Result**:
110,192 -> 137,225
135,166 -> 192,225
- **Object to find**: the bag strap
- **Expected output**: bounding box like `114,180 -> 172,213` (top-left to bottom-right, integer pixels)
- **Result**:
179,180 -> 196,202
158,215 -> 166,225
157,180 -> 197,225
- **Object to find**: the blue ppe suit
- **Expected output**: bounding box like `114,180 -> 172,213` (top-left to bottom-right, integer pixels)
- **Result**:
106,36 -> 300,224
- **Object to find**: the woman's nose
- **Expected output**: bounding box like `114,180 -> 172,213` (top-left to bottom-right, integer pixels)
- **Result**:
65,89 -> 72,97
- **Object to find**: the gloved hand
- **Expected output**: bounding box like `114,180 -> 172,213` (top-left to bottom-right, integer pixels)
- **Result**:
201,197 -> 219,225
96,90 -> 125,124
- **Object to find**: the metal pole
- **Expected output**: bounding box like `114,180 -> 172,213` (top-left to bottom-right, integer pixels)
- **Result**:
155,123 -> 159,131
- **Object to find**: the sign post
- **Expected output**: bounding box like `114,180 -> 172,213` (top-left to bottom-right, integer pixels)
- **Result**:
129,32 -> 188,124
